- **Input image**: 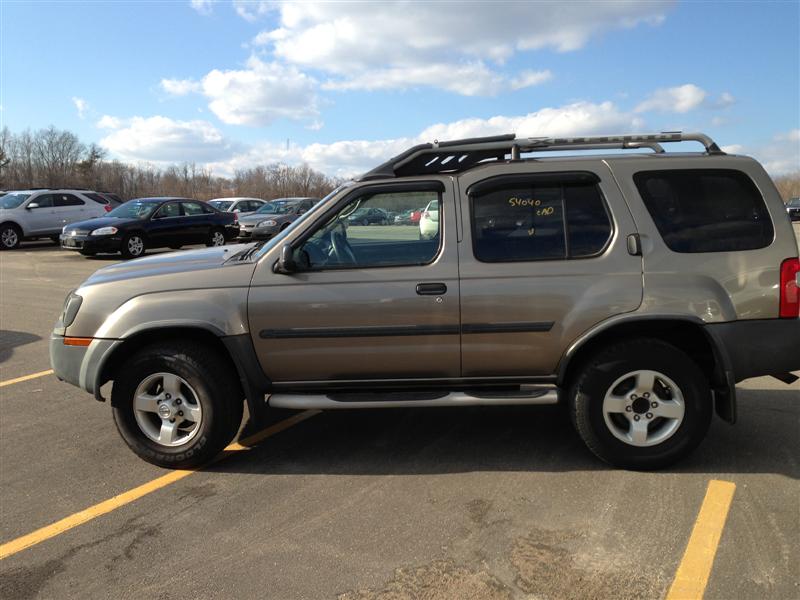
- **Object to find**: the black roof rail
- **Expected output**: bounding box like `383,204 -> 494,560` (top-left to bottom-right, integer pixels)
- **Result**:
357,131 -> 724,180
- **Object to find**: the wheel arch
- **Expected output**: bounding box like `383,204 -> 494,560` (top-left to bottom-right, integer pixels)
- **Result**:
97,326 -> 268,422
1,220 -> 24,235
557,315 -> 737,423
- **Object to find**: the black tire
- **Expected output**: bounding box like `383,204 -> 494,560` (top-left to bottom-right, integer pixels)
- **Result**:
361,218 -> 369,226
121,233 -> 146,259
79,249 -> 96,257
569,338 -> 712,470
0,223 -> 22,250
206,227 -> 226,247
111,342 -> 244,469
50,235 -> 60,245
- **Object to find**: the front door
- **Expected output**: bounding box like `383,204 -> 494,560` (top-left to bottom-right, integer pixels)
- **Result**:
24,194 -> 56,234
148,201 -> 187,248
248,179 -> 460,384
457,162 -> 643,377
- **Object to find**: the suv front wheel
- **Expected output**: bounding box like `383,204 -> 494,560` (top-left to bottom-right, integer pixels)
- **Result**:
569,339 -> 712,470
111,342 -> 243,468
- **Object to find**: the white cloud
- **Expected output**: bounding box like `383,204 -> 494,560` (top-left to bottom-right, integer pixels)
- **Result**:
716,131 -> 800,175
208,100 -> 645,178
510,70 -> 554,91
160,78 -> 202,96
251,1 -> 671,95
190,0 -> 213,15
232,0 -> 274,22
98,115 -> 240,163
635,84 -> 707,114
72,97 -> 88,119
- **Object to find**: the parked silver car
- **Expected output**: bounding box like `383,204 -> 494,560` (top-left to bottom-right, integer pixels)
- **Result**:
208,197 -> 267,218
1,189 -> 109,249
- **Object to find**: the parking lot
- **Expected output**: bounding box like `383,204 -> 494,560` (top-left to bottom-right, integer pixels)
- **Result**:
1,238 -> 798,600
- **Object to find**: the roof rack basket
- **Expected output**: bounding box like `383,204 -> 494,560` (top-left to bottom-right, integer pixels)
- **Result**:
359,132 -> 724,180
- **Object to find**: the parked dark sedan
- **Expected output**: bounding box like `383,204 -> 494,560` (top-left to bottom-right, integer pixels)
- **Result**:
60,197 -> 239,258
347,207 -> 390,225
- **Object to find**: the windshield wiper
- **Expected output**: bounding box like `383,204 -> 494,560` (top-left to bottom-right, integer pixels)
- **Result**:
234,241 -> 266,262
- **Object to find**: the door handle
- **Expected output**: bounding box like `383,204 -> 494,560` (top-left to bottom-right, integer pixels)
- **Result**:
416,282 -> 447,295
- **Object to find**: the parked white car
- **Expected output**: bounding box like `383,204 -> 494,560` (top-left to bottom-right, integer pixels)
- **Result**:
419,199 -> 439,240
207,197 -> 267,217
0,189 -> 109,249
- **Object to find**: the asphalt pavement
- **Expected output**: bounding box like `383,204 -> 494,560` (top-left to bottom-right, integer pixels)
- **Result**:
0,240 -> 798,600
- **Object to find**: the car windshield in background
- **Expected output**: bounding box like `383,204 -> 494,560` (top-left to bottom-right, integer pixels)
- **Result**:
107,201 -> 159,219
210,201 -> 233,211
1,193 -> 31,209
257,201 -> 295,214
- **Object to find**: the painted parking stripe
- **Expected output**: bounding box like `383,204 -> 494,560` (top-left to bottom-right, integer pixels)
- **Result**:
666,479 -> 736,600
0,409 -> 319,560
0,369 -> 54,388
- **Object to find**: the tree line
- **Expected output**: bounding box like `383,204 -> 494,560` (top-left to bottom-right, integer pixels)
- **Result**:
1,125 -> 798,203
0,126 -> 342,201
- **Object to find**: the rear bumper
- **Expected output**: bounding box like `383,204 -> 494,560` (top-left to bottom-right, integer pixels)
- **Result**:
708,318 -> 800,382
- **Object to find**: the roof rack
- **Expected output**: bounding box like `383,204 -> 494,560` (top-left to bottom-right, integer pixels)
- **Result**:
358,131 -> 724,180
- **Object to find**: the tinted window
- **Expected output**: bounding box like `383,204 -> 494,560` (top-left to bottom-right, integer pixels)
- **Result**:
470,175 -> 611,262
182,201 -> 206,216
634,169 -> 773,253
85,193 -> 109,205
298,189 -> 441,269
153,202 -> 181,218
54,193 -> 84,207
31,194 -> 54,208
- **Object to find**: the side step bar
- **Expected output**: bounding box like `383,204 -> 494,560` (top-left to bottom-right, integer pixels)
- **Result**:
269,388 -> 560,410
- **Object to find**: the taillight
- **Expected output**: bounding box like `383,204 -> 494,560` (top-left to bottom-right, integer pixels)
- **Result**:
104,205 -> 112,212
233,212 -> 238,222
779,258 -> 800,318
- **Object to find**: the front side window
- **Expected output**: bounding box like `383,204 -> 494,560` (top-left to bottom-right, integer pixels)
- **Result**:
31,194 -> 54,208
296,188 -> 441,270
470,174 -> 612,262
634,169 -> 774,253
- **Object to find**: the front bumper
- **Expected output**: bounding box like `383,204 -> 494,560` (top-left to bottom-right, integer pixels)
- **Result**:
709,318 -> 800,382
49,334 -> 121,398
251,225 -> 279,240
60,233 -> 122,253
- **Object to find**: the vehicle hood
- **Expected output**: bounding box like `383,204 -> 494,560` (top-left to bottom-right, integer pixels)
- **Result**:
81,244 -> 256,288
65,216 -> 140,231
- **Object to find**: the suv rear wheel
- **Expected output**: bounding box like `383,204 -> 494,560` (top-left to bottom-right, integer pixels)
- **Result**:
569,339 -> 711,470
111,342 -> 244,468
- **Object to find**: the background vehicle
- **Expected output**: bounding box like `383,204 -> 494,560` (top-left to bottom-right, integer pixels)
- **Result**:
418,199 -> 439,240
238,197 -> 317,239
1,189 -> 108,249
50,132 -> 800,471
250,198 -> 318,241
208,197 -> 266,217
347,206 -> 390,225
787,197 -> 800,221
82,191 -> 123,213
60,197 -> 238,258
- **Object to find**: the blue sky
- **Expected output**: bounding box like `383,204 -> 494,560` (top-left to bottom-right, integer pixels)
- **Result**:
2,0 -> 798,177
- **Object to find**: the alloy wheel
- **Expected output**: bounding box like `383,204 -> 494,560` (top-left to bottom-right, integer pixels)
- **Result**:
133,372 -> 203,447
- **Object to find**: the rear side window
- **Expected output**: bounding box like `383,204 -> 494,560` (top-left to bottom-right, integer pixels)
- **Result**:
634,169 -> 773,253
54,193 -> 84,207
182,201 -> 206,216
85,193 -> 109,205
469,173 -> 612,262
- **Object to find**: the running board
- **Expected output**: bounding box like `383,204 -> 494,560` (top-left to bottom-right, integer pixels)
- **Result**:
268,388 -> 560,409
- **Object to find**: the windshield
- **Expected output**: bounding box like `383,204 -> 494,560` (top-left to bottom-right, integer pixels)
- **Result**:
210,200 -> 233,211
107,201 -> 160,219
256,201 -> 298,215
1,193 -> 32,209
245,186 -> 348,261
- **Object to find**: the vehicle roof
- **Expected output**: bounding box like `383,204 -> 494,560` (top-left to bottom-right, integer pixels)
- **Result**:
129,197 -> 192,203
209,197 -> 265,202
269,197 -> 317,202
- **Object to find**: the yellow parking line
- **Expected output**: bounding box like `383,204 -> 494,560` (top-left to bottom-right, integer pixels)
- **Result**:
0,409 -> 319,560
666,479 -> 736,600
0,369 -> 54,388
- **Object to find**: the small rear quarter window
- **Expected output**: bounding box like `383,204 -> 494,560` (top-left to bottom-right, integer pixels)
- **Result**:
633,169 -> 773,253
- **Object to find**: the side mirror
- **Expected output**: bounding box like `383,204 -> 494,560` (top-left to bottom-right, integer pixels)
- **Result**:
27,202 -> 40,209
275,243 -> 297,274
